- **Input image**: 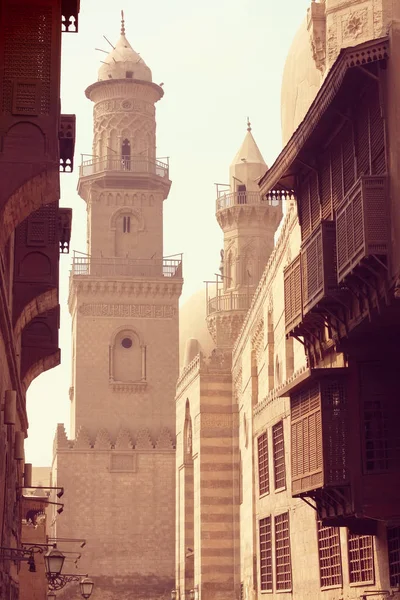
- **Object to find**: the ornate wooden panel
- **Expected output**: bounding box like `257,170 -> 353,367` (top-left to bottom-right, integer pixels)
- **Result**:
301,221 -> 337,315
284,254 -> 302,336
336,176 -> 388,283
291,375 -> 348,496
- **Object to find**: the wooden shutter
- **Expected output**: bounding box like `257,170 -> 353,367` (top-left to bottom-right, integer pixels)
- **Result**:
320,154 -> 332,221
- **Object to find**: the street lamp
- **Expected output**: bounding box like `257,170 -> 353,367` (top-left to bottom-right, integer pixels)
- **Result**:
80,577 -> 94,598
44,549 -> 65,577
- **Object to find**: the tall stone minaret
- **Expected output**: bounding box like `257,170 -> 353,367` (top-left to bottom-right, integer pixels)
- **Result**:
53,15 -> 182,599
206,120 -> 282,347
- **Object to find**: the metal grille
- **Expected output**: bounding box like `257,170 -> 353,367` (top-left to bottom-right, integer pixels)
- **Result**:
275,513 -> 292,591
258,432 -> 269,496
259,517 -> 272,591
317,520 -> 342,588
3,5 -> 52,114
387,526 -> 400,587
284,254 -> 302,335
291,385 -> 323,494
272,421 -> 286,490
348,533 -> 374,584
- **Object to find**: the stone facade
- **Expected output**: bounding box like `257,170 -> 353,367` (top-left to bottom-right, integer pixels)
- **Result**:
52,21 -> 182,600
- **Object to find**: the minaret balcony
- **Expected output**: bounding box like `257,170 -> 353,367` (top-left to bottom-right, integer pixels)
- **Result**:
79,155 -> 169,180
216,188 -> 292,212
71,254 -> 182,279
207,289 -> 252,316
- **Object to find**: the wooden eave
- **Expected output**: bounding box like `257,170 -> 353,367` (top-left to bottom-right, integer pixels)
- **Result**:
259,37 -> 389,193
278,367 -> 348,397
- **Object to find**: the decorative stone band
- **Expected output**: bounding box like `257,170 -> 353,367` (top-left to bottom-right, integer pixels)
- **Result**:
78,303 -> 176,318
54,423 -> 175,451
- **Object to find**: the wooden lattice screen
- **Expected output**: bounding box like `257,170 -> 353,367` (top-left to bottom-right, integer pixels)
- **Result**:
284,254 -> 302,336
259,517 -> 273,591
302,221 -> 337,315
336,176 -> 387,282
291,377 -> 348,495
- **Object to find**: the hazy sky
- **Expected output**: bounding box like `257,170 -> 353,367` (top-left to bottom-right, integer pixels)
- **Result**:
25,0 -> 312,466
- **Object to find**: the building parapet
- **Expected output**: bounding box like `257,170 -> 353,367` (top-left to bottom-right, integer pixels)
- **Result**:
176,349 -> 233,397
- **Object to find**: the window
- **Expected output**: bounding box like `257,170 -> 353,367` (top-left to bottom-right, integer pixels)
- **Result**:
348,533 -> 374,585
275,512 -> 292,591
317,520 -> 342,588
272,421 -> 286,490
388,526 -> 400,588
123,216 -> 130,233
126,71 -> 133,78
259,517 -> 272,591
121,337 -> 132,349
258,432 -> 269,496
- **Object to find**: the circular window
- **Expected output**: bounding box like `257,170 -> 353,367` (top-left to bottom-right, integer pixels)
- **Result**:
121,337 -> 133,349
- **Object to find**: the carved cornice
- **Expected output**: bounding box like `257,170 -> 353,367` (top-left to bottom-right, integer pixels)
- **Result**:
206,311 -> 247,348
110,380 -> 147,393
216,204 -> 279,231
68,278 -> 183,314
78,303 -> 177,319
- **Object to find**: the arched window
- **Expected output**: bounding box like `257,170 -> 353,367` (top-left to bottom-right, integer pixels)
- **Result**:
110,328 -> 144,383
237,183 -> 247,204
121,138 -> 131,170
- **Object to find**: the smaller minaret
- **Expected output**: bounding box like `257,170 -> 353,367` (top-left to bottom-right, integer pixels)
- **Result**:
206,120 -> 282,347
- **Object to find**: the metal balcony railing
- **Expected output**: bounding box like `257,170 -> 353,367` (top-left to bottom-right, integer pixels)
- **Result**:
79,155 -> 169,179
71,255 -> 182,279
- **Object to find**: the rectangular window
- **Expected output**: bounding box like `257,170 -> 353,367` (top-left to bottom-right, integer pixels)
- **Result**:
272,421 -> 286,490
348,533 -> 374,585
123,216 -> 130,233
317,520 -> 342,588
258,432 -> 269,496
259,517 -> 272,591
275,512 -> 292,591
388,526 -> 400,588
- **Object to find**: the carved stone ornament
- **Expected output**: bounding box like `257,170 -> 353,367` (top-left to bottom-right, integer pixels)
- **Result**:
307,0 -> 327,73
342,9 -> 368,41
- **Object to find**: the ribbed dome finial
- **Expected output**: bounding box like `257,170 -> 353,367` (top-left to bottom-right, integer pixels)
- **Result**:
121,9 -> 125,35
247,116 -> 251,132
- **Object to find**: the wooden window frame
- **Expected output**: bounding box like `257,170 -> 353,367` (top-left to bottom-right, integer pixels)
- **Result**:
317,520 -> 342,589
348,532 -> 375,586
259,516 -> 273,592
258,431 -> 269,497
275,512 -> 292,592
272,421 -> 286,491
387,526 -> 400,588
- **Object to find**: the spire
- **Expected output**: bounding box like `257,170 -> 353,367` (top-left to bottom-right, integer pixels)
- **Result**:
247,116 -> 251,132
230,125 -> 266,167
121,10 -> 125,36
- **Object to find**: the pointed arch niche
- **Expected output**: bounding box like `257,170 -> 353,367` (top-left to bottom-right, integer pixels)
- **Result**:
109,326 -> 147,392
110,207 -> 145,257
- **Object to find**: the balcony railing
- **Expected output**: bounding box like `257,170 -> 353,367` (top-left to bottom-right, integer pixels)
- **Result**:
79,155 -> 170,179
215,188 -> 292,211
71,255 -> 182,279
207,289 -> 252,316
336,175 -> 388,283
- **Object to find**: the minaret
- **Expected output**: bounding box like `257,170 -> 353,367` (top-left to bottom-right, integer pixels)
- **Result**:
206,120 -> 282,347
53,15 -> 181,599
